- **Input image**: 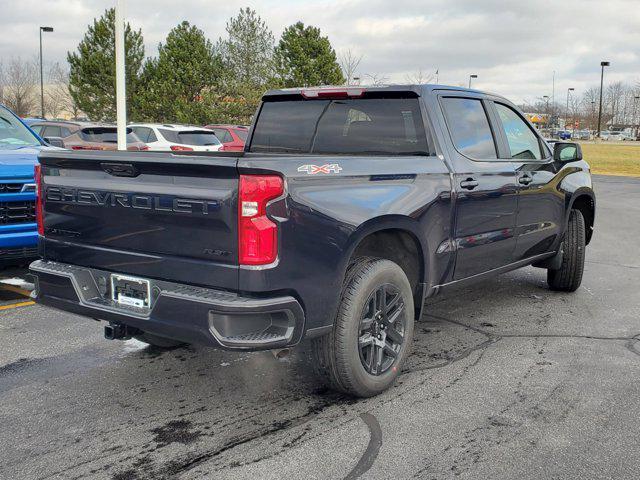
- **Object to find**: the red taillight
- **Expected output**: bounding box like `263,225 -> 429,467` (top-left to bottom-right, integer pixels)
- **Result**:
301,87 -> 365,99
170,145 -> 194,151
34,164 -> 44,236
219,145 -> 225,151
238,175 -> 284,265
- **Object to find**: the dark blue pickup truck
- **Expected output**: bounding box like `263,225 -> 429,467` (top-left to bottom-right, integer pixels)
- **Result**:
30,85 -> 595,397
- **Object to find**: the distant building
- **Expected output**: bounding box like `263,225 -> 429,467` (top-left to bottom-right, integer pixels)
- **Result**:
524,112 -> 548,129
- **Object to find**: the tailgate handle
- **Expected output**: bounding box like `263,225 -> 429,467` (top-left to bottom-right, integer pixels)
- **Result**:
101,163 -> 139,177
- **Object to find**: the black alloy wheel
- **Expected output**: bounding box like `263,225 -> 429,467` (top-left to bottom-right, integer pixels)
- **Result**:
358,283 -> 406,375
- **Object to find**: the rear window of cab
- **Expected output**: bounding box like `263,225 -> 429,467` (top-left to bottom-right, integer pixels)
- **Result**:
250,97 -> 428,155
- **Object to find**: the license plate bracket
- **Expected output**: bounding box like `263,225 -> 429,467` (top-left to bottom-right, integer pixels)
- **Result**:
110,274 -> 151,309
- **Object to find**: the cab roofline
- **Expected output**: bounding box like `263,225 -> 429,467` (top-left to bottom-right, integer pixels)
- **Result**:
262,84 -> 505,101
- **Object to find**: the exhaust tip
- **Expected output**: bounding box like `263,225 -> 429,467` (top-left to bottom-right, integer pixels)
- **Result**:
271,348 -> 291,360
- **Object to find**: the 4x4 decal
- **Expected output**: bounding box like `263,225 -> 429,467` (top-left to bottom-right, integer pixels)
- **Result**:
297,164 -> 343,175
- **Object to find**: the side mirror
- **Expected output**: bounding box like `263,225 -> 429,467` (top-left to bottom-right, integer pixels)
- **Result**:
553,142 -> 582,163
43,136 -> 65,148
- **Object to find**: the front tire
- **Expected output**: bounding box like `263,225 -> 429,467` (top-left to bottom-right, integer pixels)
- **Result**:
312,258 -> 415,397
547,209 -> 586,292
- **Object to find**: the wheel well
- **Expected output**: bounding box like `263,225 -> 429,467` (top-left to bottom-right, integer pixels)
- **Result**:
351,229 -> 423,295
572,195 -> 595,245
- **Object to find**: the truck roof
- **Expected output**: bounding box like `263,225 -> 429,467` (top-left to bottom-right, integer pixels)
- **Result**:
263,84 -> 508,102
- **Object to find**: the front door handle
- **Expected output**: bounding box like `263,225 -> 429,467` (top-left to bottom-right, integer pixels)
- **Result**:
518,174 -> 533,185
460,178 -> 479,190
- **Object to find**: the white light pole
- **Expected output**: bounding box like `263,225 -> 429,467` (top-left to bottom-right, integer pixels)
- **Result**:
115,0 -> 127,151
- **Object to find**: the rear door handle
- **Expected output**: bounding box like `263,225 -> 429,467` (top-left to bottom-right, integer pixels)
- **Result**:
460,178 -> 479,190
518,174 -> 533,185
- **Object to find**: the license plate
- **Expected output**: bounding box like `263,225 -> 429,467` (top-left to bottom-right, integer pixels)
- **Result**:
111,274 -> 151,309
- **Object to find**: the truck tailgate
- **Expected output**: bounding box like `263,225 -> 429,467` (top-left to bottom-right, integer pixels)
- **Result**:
38,150 -> 239,290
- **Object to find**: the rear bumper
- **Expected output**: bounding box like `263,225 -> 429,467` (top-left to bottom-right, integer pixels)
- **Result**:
29,260 -> 305,350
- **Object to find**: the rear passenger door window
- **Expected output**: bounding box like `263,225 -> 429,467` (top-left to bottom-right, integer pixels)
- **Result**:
441,97 -> 497,159
132,127 -> 156,143
147,129 -> 158,142
43,126 -> 62,138
494,103 -> 542,160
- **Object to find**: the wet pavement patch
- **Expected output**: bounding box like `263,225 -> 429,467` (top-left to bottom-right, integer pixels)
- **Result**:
0,357 -> 44,376
150,419 -> 203,447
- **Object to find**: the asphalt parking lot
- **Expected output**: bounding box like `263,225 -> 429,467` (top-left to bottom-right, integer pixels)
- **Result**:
1,175 -> 639,480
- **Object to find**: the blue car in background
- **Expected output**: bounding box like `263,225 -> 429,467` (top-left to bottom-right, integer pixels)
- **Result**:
0,105 -> 53,265
552,130 -> 572,140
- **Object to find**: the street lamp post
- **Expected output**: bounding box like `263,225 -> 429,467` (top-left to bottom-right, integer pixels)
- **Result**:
597,61 -> 610,138
542,95 -> 550,129
566,87 -> 574,131
39,26 -> 54,119
634,96 -> 640,139
468,74 -> 477,88
542,95 -> 549,127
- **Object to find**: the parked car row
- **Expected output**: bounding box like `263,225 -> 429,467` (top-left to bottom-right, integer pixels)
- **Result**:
25,120 -> 249,152
543,128 -> 637,141
599,130 -> 636,141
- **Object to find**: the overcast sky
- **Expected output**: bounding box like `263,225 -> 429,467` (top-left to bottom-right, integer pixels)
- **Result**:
1,0 -> 639,105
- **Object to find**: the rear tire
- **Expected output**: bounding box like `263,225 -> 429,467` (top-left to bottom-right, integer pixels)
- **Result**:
133,332 -> 185,348
547,209 -> 586,292
312,258 -> 414,397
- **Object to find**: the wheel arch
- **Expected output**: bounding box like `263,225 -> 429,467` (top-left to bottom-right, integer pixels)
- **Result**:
342,216 -> 428,319
568,190 -> 595,245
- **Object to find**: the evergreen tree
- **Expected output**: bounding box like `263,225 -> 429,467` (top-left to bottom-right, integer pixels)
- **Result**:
275,22 -> 344,88
67,8 -> 144,121
135,21 -> 221,123
217,8 -> 276,89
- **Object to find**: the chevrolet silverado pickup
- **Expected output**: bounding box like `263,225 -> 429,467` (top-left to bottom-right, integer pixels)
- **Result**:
30,85 -> 595,397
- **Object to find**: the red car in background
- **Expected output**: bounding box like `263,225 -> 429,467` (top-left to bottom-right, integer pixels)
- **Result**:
204,125 -> 249,152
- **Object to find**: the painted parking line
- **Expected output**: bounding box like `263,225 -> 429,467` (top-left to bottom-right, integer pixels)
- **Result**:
0,284 -> 32,298
0,301 -> 35,311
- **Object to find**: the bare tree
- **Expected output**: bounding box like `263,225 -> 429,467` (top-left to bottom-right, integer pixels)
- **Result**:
605,81 -> 625,127
339,49 -> 362,85
2,57 -> 38,117
46,63 -> 81,119
404,68 -> 435,84
363,73 -> 389,86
